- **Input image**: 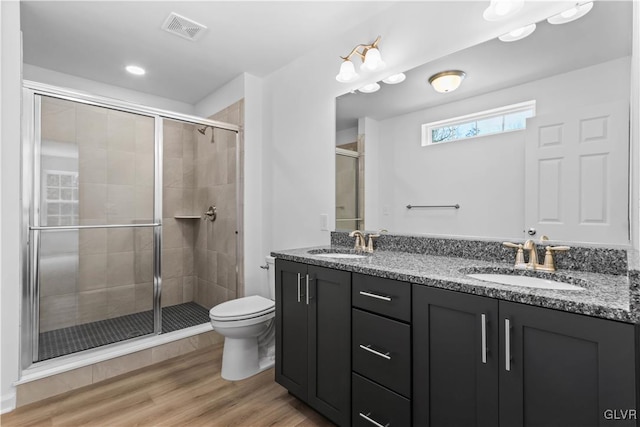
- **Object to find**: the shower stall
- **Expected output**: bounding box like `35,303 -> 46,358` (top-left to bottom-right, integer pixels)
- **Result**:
21,82 -> 242,368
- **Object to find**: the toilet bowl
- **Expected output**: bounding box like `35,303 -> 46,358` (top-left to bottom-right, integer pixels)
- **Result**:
209,256 -> 276,381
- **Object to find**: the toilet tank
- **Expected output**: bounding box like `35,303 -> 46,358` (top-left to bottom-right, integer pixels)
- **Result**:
266,256 -> 276,300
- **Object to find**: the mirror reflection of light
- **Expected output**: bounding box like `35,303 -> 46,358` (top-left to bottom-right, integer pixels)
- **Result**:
547,2 -> 593,25
382,73 -> 406,84
561,7 -> 578,18
499,23 -> 536,42
358,82 -> 381,93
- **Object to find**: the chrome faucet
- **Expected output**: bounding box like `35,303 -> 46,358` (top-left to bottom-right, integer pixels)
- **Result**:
349,230 -> 366,252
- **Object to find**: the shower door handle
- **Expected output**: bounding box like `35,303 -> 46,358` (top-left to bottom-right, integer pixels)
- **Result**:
297,273 -> 301,303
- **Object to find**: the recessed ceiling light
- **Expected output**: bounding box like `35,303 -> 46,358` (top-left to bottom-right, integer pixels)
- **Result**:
382,73 -> 406,84
358,82 -> 381,93
499,23 -> 537,42
125,65 -> 146,76
547,2 -> 593,25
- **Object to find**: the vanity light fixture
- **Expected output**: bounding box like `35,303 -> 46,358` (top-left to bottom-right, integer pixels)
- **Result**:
428,70 -> 466,93
358,82 -> 381,94
336,36 -> 386,83
499,23 -> 537,42
483,0 -> 525,21
547,2 -> 593,25
382,73 -> 406,84
125,65 -> 146,76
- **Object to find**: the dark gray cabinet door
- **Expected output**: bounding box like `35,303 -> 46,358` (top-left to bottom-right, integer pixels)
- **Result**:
413,285 -> 500,427
499,301 -> 637,427
307,265 -> 352,426
275,261 -> 352,426
275,259 -> 309,400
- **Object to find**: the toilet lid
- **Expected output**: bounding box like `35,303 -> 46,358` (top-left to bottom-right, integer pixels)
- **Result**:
209,295 -> 275,321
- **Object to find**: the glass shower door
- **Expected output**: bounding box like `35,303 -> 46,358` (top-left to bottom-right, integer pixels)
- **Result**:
27,94 -> 160,362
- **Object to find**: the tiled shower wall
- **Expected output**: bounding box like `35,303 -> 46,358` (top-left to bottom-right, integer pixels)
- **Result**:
39,97 -> 155,332
37,96 -> 244,331
193,100 -> 244,308
161,119 -> 197,307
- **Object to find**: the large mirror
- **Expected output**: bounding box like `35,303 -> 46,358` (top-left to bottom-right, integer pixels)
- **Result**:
335,2 -> 633,246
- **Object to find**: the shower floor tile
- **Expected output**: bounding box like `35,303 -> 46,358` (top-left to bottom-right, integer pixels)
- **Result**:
38,302 -> 210,361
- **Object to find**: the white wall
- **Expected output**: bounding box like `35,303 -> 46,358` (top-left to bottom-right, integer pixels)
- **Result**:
371,57 -> 631,239
361,117 -> 380,231
194,74 -> 244,119
24,64 -> 195,115
336,127 -> 357,146
261,1 -> 575,253
633,2 -> 640,255
1,0 -> 22,413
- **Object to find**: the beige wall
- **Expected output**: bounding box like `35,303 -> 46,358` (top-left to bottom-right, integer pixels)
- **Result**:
161,119 -> 197,307
39,96 -> 156,332
193,100 -> 244,308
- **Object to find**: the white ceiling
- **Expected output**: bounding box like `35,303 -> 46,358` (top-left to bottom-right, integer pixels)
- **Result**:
20,1 -> 395,105
336,1 -> 633,131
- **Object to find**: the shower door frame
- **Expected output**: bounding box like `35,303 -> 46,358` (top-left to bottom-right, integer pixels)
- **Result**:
21,81 -> 240,369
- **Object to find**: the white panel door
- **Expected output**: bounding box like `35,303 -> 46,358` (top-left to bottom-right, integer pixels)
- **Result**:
524,101 -> 629,245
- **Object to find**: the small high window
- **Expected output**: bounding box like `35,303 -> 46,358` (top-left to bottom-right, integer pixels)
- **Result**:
422,100 -> 536,146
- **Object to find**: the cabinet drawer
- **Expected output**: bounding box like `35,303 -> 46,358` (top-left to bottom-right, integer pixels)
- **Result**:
352,373 -> 410,427
352,274 -> 411,322
353,309 -> 411,397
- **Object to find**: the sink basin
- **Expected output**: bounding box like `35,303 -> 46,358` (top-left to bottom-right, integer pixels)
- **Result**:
314,253 -> 368,259
467,273 -> 585,291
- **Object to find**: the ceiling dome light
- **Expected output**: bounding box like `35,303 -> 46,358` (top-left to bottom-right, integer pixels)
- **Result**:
125,65 -> 146,76
336,59 -> 359,83
361,47 -> 386,72
499,23 -> 537,42
483,0 -> 524,21
358,82 -> 381,93
428,70 -> 466,93
547,2 -> 593,25
382,73 -> 406,84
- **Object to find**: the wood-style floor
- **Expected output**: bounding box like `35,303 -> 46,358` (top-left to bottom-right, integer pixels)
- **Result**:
1,344 -> 335,426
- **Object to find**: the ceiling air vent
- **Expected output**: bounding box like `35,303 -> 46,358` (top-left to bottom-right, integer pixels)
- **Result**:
161,12 -> 207,41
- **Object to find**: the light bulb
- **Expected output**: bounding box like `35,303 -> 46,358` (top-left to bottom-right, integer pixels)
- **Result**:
361,48 -> 385,72
336,60 -> 359,83
495,1 -> 512,16
483,0 -> 524,21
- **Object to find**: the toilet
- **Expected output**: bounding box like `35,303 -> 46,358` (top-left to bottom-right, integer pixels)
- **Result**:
209,256 -> 276,381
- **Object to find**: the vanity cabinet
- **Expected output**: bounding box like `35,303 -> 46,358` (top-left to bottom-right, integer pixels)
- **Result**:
351,273 -> 413,426
413,285 -> 637,427
274,259 -> 351,426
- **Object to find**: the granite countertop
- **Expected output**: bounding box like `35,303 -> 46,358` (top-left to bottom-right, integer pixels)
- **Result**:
271,246 -> 638,324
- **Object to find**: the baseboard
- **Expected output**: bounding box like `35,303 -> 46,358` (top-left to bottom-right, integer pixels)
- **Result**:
1,389 -> 17,414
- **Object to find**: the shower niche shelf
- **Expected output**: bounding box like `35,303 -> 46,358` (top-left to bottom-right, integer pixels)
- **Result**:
174,215 -> 201,219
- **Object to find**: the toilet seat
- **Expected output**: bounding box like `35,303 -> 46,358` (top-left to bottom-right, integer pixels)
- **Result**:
209,295 -> 275,322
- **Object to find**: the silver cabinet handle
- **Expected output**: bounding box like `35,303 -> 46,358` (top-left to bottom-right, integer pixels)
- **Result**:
296,273 -> 301,303
359,412 -> 389,427
481,313 -> 487,364
505,318 -> 511,371
359,291 -> 392,302
359,344 -> 391,360
305,274 -> 310,305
